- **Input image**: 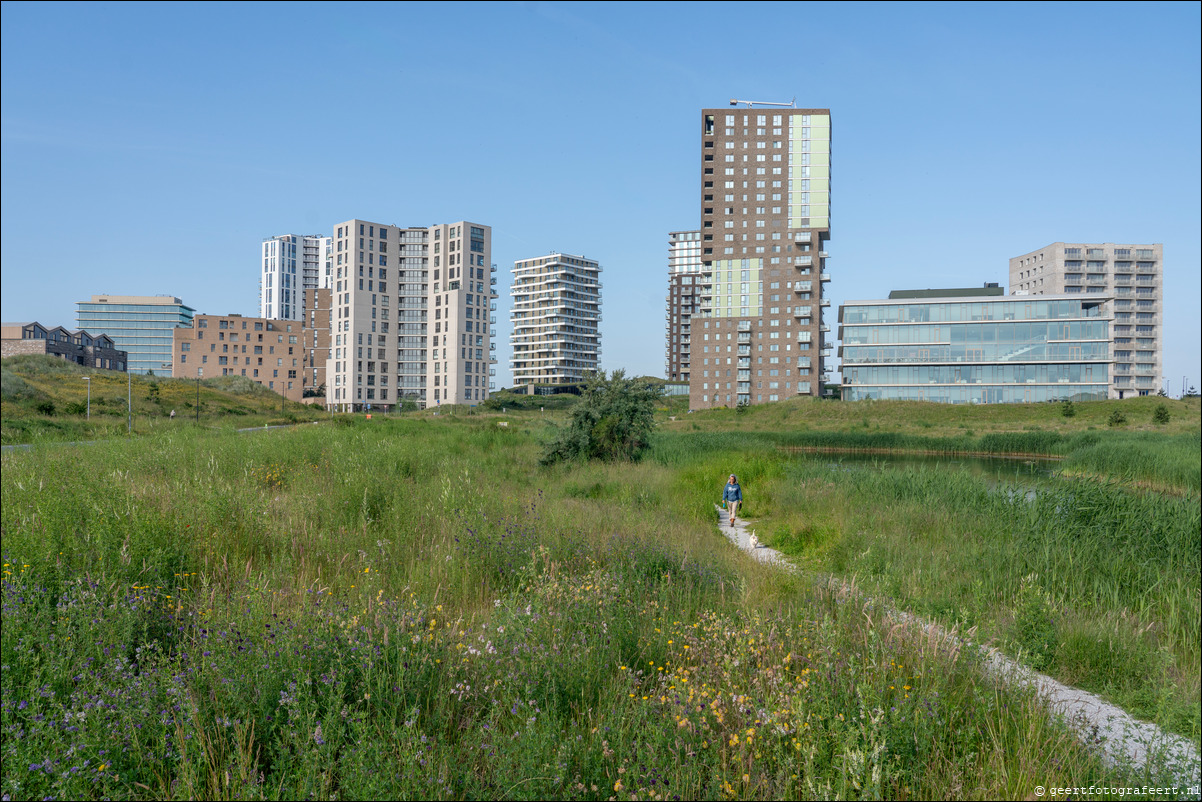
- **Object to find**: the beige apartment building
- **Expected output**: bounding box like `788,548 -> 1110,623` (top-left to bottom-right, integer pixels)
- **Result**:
690,105 -> 832,409
301,288 -> 332,402
172,314 -> 315,402
327,219 -> 496,411
510,252 -> 602,387
1009,243 -> 1163,398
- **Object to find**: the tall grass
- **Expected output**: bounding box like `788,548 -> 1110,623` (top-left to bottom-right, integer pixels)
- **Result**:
1,419 -> 1154,799
758,458 -> 1201,743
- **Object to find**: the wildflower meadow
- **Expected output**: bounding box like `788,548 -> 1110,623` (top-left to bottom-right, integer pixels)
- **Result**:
2,415 -> 1194,799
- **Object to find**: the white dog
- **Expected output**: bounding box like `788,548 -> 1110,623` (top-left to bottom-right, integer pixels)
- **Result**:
748,531 -> 760,549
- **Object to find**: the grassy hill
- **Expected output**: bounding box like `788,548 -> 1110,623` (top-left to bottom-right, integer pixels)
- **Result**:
1,354 -> 326,444
665,391 -> 1200,437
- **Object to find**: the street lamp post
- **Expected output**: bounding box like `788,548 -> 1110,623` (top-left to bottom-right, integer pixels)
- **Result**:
82,376 -> 91,420
196,369 -> 202,426
127,370 -> 132,433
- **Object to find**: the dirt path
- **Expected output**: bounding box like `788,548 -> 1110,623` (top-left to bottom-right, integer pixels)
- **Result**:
718,506 -> 1202,789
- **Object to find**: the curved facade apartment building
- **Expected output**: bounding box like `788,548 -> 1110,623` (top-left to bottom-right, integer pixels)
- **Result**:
510,253 -> 602,387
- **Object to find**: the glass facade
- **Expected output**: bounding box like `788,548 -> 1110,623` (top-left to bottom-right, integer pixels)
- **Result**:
77,299 -> 195,375
839,296 -> 1111,404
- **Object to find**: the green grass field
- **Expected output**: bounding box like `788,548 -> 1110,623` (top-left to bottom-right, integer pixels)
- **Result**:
3,366 -> 1198,796
3,398 -> 1198,799
1,354 -> 329,444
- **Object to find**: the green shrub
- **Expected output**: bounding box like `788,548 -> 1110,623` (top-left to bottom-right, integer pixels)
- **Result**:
1152,404 -> 1170,425
63,401 -> 88,416
1107,408 -> 1127,427
35,400 -> 56,416
1060,399 -> 1076,418
540,370 -> 659,465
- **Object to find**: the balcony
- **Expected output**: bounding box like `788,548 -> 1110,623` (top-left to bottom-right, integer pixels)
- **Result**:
795,232 -> 812,243
818,251 -> 829,258
819,272 -> 831,282
737,321 -> 751,332
820,298 -> 831,307
796,256 -> 813,266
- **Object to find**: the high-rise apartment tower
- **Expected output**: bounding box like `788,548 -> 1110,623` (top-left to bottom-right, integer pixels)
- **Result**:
691,105 -> 832,409
510,252 -> 602,387
327,219 -> 496,411
261,234 -> 333,321
1009,243 -> 1162,398
665,230 -> 702,383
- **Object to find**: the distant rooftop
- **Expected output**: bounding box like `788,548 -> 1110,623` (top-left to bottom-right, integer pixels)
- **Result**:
888,283 -> 1003,300
84,294 -> 188,305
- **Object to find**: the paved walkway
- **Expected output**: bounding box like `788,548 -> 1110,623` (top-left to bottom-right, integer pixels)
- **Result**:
717,506 -> 1202,790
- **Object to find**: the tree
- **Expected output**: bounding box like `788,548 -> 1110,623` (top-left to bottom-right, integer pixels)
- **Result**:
540,370 -> 660,465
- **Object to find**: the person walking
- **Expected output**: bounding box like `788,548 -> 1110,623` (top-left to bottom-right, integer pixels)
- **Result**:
723,474 -> 742,527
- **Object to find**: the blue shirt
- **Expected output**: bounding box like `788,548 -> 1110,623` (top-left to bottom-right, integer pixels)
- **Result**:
723,482 -> 742,503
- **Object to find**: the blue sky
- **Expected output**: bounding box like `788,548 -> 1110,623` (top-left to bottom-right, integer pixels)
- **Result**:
3,1 -> 1200,394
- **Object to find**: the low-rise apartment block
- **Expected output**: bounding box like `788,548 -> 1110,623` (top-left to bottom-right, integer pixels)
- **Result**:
172,313 -> 319,402
1009,242 -> 1162,398
2,322 -> 127,371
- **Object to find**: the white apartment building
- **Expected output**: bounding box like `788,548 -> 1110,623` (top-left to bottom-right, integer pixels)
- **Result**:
326,219 -> 496,411
261,234 -> 333,321
510,253 -> 602,387
1009,242 -> 1163,398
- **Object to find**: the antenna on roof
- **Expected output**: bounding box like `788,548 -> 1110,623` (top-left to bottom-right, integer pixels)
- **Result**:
729,97 -> 796,108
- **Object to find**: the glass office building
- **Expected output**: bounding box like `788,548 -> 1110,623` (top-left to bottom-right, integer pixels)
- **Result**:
76,295 -> 195,375
838,292 -> 1111,403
